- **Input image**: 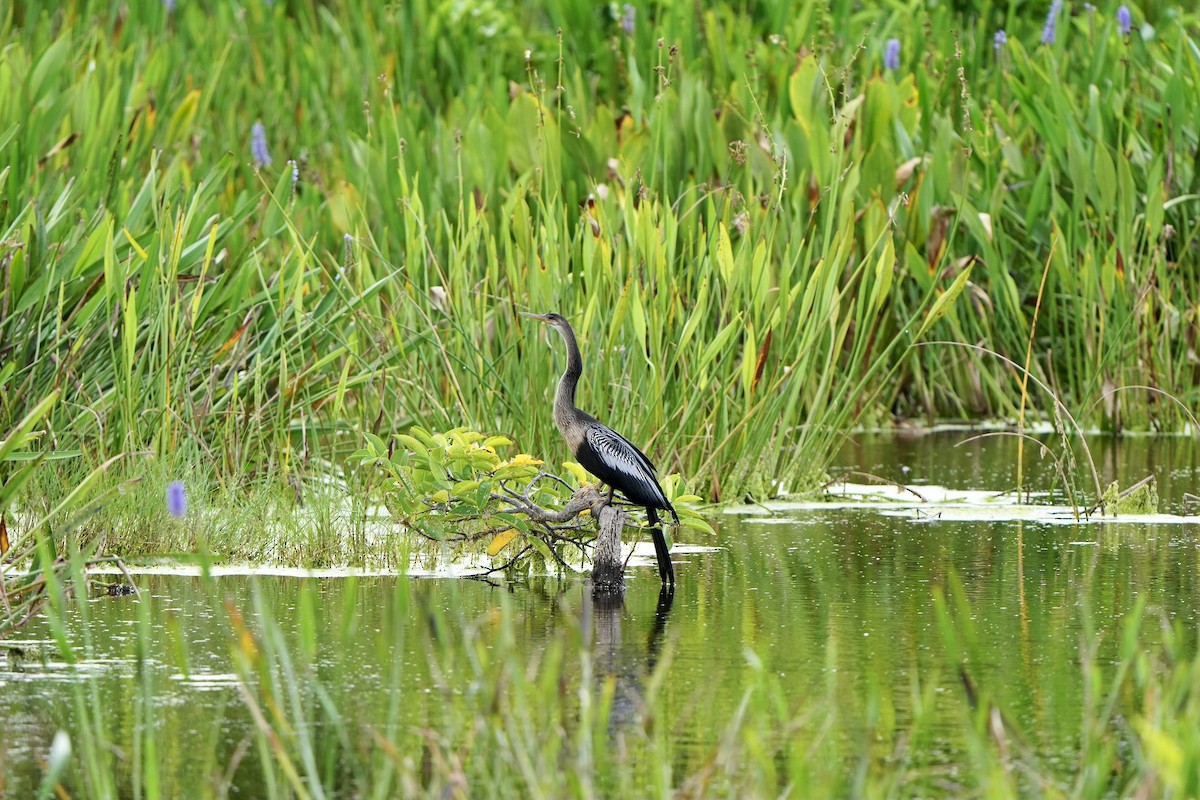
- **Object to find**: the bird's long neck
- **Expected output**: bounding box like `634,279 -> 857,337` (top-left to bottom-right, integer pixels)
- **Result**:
553,323 -> 584,429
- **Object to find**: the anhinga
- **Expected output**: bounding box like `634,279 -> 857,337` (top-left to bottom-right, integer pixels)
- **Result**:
523,312 -> 677,585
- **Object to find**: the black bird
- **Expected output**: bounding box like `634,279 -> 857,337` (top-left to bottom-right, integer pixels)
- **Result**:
523,312 -> 677,584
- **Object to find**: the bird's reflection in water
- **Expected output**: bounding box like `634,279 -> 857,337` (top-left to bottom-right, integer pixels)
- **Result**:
583,584 -> 675,733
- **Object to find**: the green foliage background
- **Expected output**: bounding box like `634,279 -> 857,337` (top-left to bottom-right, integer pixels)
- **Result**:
2,0 -> 1197,519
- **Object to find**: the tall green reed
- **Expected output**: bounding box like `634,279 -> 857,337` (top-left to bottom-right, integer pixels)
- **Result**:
2,0 -> 1197,534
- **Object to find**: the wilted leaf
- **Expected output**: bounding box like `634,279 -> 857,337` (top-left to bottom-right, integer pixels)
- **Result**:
501,454 -> 543,469
564,462 -> 593,485
487,528 -> 518,556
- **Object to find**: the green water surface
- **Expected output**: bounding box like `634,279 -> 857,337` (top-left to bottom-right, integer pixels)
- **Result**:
1,432 -> 1197,795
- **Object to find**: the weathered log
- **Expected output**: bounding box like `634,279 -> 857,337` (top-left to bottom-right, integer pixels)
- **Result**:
590,500 -> 626,597
490,482 -> 626,596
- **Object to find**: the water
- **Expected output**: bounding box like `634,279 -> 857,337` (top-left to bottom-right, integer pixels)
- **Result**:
1,432 -> 1197,794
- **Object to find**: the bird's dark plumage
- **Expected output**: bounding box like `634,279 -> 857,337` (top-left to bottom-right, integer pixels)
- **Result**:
523,312 -> 676,584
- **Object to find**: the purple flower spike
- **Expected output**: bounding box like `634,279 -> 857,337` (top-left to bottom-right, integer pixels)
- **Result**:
994,29 -> 1008,53
620,4 -> 635,35
250,121 -> 272,167
167,481 -> 187,519
884,38 -> 900,71
1117,5 -> 1132,35
1042,0 -> 1063,45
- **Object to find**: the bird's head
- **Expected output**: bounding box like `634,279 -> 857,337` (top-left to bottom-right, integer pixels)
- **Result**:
521,312 -> 571,336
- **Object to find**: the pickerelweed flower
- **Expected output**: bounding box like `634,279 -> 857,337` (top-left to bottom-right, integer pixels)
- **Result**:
1042,0 -> 1063,44
994,29 -> 1008,53
620,4 -> 635,35
250,121 -> 272,167
163,0 -> 176,12
884,38 -> 900,70
167,481 -> 187,519
1117,5 -> 1132,35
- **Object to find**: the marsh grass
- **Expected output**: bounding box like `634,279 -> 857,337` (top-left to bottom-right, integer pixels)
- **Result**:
1,392 -> 141,638
4,1 -> 1198,543
18,557 -> 1200,798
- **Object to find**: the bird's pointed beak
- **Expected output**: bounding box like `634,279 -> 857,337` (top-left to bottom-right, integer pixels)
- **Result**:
521,312 -> 552,324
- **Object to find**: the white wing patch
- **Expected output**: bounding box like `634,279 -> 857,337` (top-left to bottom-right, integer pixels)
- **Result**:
585,425 -> 667,507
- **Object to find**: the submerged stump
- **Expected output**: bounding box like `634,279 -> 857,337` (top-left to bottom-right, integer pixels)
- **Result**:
590,500 -> 626,597
494,482 -> 626,597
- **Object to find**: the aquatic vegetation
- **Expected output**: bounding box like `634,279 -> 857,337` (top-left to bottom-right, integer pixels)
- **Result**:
1117,5 -> 1133,35
14,506 -> 1200,797
0,392 -> 139,637
249,121 -> 271,168
884,37 -> 901,71
1,0 -> 1197,533
1042,0 -> 1064,44
166,481 -> 187,519
1101,477 -> 1159,516
353,426 -> 711,578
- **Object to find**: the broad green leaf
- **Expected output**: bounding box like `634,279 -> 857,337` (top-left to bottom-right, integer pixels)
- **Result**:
527,535 -> 556,566
395,434 -> 427,456
716,223 -> 735,282
450,480 -> 480,498
915,263 -> 973,340
874,236 -> 895,312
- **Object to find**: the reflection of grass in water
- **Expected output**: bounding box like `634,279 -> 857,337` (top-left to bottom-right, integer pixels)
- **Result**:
23,546 -> 1200,798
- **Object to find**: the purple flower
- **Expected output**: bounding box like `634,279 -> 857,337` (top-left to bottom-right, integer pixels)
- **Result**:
1117,5 -> 1132,35
994,29 -> 1008,53
250,121 -> 272,167
620,4 -> 635,35
167,481 -> 187,519
884,38 -> 900,71
163,0 -> 176,11
1042,0 -> 1063,45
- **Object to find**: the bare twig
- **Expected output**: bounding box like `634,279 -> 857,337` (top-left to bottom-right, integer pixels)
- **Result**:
955,431 -> 1077,512
823,470 -> 928,502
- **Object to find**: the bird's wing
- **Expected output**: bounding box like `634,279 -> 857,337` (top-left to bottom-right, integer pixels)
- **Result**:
585,424 -> 666,502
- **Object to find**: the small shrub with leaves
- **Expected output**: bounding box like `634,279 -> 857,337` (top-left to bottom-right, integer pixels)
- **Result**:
352,427 -> 712,578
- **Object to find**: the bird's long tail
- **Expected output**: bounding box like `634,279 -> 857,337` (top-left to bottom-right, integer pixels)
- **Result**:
647,507 -> 675,585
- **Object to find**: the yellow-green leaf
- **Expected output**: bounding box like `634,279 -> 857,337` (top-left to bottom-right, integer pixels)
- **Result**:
716,223 -> 735,282
487,528 -> 519,557
874,236 -> 895,312
915,262 -> 973,340
528,535 -> 556,566
396,434 -> 427,455
564,462 -> 593,485
500,453 -> 543,469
